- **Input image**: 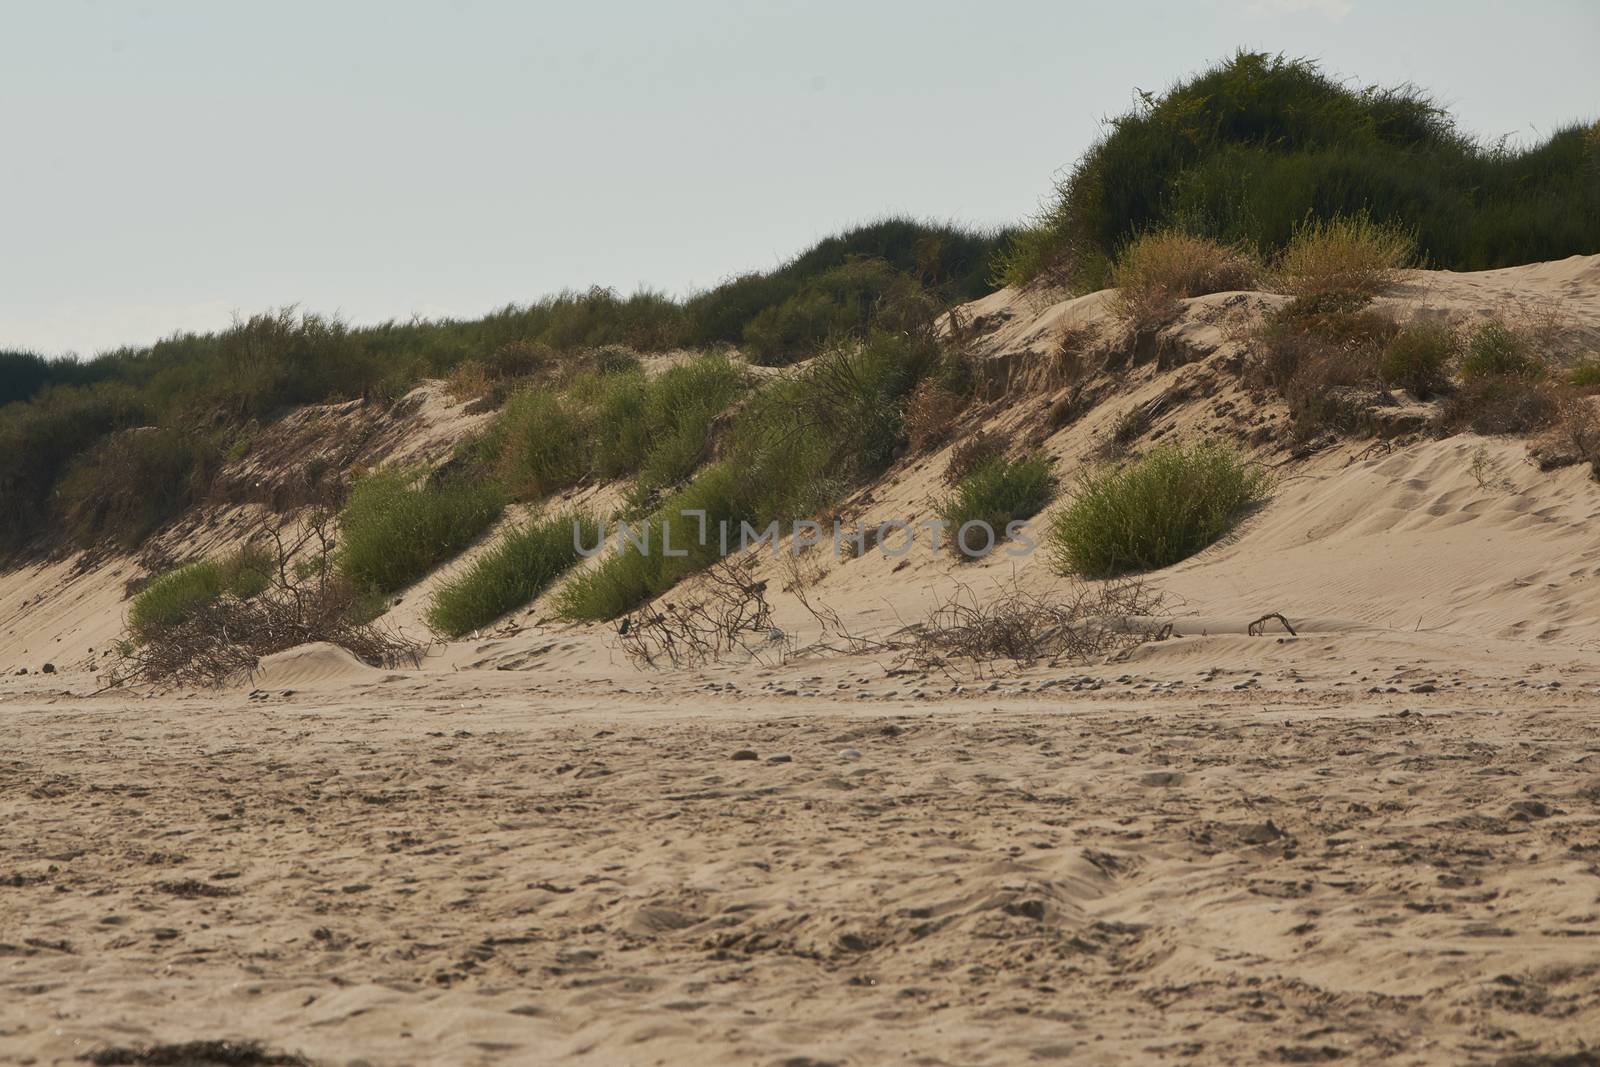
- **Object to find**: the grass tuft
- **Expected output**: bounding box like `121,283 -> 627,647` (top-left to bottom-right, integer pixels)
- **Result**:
938,455 -> 1056,558
426,513 -> 599,636
1459,319 -> 1544,380
1050,441 -> 1268,577
335,470 -> 504,596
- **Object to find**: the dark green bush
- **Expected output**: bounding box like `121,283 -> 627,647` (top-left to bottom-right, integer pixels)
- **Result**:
0,383 -> 148,552
688,218 -> 1010,355
335,470 -> 504,595
938,455 -> 1056,558
999,52 -> 1600,289
1050,441 -> 1269,577
426,512 -> 598,636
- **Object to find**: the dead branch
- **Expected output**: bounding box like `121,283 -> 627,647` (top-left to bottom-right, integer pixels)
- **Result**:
617,556 -> 789,669
1247,612 -> 1297,636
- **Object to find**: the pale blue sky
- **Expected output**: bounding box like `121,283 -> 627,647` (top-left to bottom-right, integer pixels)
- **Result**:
3,0 -> 1597,357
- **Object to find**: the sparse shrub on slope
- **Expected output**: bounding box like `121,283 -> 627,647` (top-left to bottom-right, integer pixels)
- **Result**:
335,469 -> 504,596
555,465 -> 755,622
55,426 -> 222,549
1110,230 -> 1259,329
1248,292 -> 1399,442
1050,441 -> 1269,577
938,455 -> 1056,558
1444,319 -> 1557,434
1458,319 -> 1544,380
426,513 -> 599,637
1380,320 -> 1460,398
556,327 -> 950,621
905,380 -> 968,453
1571,358 -> 1600,389
943,431 -> 1005,486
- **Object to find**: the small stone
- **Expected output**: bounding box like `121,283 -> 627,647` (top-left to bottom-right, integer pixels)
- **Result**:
40,663 -> 55,675
731,750 -> 759,761
767,754 -> 793,764
838,748 -> 862,762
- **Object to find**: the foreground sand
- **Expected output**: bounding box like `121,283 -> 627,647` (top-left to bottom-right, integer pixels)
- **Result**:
5,636 -> 1600,1066
6,257 -> 1600,1063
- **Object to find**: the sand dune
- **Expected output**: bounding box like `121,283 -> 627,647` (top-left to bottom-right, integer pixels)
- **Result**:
4,259 -> 1600,1064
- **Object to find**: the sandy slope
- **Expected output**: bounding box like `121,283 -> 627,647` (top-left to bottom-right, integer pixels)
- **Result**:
4,259 -> 1600,1065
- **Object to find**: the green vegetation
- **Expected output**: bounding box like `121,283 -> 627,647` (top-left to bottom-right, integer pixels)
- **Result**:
1444,320 -> 1555,434
487,352 -> 747,504
999,52 -> 1599,290
1248,291 -> 1400,442
938,455 -> 1056,557
557,326 -> 948,620
1380,320 -> 1461,398
128,546 -> 274,640
426,513 -> 598,637
334,470 -> 504,596
1050,441 -> 1269,577
55,427 -> 221,549
1459,320 -> 1544,380
1571,359 -> 1600,389
687,218 -> 1008,363
1,220 -> 1004,558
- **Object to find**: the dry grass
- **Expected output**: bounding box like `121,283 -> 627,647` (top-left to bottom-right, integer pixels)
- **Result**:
1272,214 -> 1415,299
905,380 -> 967,452
1110,230 -> 1259,330
943,431 -> 1005,486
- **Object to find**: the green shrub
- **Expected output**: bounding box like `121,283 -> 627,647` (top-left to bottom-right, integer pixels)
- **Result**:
634,354 -> 747,494
1050,441 -> 1269,577
1459,320 -> 1544,380
426,512 -> 598,636
688,218 -> 1010,354
1000,52 -> 1598,289
1110,230 -> 1259,327
938,455 -> 1056,558
1380,320 -> 1460,397
555,465 -> 755,621
495,388 -> 593,498
336,470 -> 504,595
128,546 -> 275,640
1571,358 -> 1600,388
129,561 -> 224,639
1272,214 -> 1414,298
